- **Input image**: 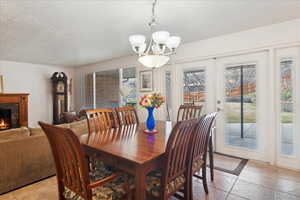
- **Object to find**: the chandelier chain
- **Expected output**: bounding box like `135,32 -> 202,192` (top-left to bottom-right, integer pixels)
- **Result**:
149,0 -> 158,30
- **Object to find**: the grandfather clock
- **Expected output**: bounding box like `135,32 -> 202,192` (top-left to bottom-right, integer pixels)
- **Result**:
51,72 -> 68,124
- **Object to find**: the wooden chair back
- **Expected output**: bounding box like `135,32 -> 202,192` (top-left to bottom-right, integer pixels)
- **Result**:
39,122 -> 92,200
161,119 -> 198,198
85,108 -> 118,137
177,104 -> 203,122
115,106 -> 139,126
190,112 -> 218,171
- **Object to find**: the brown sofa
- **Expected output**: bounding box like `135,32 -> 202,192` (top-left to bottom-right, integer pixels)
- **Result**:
0,120 -> 89,194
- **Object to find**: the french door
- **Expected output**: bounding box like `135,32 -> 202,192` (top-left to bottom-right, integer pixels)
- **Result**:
215,52 -> 270,161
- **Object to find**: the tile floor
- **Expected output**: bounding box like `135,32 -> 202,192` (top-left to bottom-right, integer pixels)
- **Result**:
1,161 -> 300,200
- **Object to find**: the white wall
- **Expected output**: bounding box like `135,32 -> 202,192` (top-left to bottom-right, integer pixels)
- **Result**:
0,61 -> 75,127
74,18 -> 300,122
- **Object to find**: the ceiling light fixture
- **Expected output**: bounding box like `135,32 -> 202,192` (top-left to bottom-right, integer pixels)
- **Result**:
129,0 -> 181,68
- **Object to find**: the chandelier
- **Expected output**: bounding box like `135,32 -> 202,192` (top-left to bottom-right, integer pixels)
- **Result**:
129,0 -> 181,68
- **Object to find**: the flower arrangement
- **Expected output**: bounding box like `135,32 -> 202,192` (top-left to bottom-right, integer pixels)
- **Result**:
139,93 -> 165,108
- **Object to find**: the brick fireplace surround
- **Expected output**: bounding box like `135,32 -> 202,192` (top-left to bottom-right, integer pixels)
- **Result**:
0,94 -> 29,130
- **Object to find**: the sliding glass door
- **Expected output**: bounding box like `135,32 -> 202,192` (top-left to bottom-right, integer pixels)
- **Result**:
82,67 -> 137,109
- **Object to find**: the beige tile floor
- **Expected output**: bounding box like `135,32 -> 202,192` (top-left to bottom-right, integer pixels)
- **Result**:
1,161 -> 300,200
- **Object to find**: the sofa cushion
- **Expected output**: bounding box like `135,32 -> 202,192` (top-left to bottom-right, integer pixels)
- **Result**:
57,123 -> 71,129
29,127 -> 44,136
0,127 -> 30,141
30,123 -> 71,137
69,119 -> 88,137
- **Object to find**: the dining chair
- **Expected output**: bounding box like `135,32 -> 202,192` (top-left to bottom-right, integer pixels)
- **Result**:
189,112 -> 218,196
177,105 -> 216,182
115,106 -> 139,126
146,119 -> 198,200
176,104 -> 203,122
85,108 -> 119,173
85,108 -> 118,137
38,121 -> 132,200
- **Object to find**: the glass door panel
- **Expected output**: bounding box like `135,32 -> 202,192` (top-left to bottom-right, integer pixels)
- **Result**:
224,65 -> 257,150
183,70 -> 206,112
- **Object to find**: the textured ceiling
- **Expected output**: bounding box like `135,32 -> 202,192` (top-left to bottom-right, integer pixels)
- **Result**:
1,0 -> 300,67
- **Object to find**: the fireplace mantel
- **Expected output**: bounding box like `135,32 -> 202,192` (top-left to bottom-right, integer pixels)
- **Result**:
0,93 -> 29,127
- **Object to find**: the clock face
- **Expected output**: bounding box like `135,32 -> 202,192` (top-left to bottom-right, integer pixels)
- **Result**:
57,82 -> 65,93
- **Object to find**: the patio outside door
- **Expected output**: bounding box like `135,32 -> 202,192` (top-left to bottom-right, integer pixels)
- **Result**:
215,52 -> 269,161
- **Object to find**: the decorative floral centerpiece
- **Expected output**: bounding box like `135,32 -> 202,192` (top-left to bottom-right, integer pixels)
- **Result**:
139,93 -> 165,133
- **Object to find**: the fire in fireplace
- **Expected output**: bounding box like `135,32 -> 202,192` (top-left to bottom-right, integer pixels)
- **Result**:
0,118 -> 10,130
0,108 -> 11,130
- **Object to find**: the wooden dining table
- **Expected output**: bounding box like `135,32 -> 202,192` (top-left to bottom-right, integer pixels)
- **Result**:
80,121 -> 173,200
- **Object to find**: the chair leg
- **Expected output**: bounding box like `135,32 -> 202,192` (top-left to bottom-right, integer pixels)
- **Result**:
58,181 -> 66,200
184,178 -> 191,200
209,136 -> 214,181
202,165 -> 209,194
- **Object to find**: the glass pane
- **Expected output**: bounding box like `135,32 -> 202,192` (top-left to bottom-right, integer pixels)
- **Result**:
121,67 -> 137,106
57,95 -> 65,116
224,65 -> 257,150
85,73 -> 94,108
280,60 -> 294,156
183,70 -> 206,111
165,71 -> 172,120
95,70 -> 119,108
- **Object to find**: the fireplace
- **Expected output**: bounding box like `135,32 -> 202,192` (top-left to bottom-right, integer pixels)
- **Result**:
0,104 -> 19,130
0,94 -> 29,131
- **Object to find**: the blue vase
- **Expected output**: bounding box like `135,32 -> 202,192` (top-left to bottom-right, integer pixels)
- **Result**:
146,107 -> 155,131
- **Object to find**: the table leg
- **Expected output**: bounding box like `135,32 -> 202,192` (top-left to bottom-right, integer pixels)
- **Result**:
134,167 -> 146,200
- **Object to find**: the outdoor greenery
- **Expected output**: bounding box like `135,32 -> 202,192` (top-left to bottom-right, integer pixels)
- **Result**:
225,102 -> 292,123
225,102 -> 256,123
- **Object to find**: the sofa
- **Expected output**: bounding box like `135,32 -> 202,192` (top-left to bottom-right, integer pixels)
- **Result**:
0,120 -> 89,194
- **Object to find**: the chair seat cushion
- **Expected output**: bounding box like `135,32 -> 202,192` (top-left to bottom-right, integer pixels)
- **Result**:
63,162 -> 128,200
192,159 -> 204,172
146,170 -> 186,197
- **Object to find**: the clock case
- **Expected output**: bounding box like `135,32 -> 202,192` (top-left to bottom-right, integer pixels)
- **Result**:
51,72 -> 68,124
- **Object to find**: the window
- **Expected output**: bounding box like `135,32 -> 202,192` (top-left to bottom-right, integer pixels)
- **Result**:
280,59 -> 294,156
165,71 -> 172,120
183,70 -> 206,108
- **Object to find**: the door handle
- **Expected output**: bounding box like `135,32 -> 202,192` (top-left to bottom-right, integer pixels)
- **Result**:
217,107 -> 223,112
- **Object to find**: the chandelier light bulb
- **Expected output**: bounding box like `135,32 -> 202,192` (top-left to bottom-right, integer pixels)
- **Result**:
166,36 -> 181,50
152,31 -> 170,44
129,34 -> 146,47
